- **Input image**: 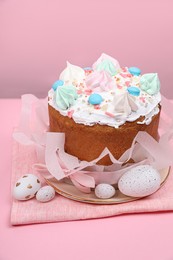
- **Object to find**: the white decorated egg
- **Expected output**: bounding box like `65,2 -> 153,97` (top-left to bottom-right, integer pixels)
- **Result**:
95,183 -> 116,199
118,165 -> 161,197
36,186 -> 55,202
13,174 -> 41,200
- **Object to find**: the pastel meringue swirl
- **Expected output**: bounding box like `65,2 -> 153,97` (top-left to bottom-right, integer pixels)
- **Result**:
107,91 -> 138,117
93,53 -> 120,75
86,70 -> 116,92
55,84 -> 78,110
59,61 -> 85,85
140,73 -> 160,95
96,59 -> 117,76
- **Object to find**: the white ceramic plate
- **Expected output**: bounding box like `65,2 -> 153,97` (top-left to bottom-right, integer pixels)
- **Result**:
45,167 -> 170,205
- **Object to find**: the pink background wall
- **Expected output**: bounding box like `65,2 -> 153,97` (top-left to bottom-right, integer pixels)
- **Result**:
0,0 -> 173,98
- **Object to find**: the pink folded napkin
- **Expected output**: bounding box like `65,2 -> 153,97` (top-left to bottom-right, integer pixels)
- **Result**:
11,140 -> 173,226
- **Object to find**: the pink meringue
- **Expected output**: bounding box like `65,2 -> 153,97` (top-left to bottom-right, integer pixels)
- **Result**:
86,70 -> 116,92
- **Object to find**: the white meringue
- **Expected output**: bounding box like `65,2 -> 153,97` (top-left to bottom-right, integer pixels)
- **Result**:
107,90 -> 138,118
59,61 -> 85,85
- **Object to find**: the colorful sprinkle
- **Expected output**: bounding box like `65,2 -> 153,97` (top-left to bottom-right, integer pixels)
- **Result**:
94,105 -> 101,109
83,67 -> 93,75
52,80 -> 64,91
101,104 -> 108,111
88,93 -> 103,105
77,89 -> 83,94
139,96 -> 145,103
105,112 -> 115,118
117,84 -> 123,89
122,67 -> 128,72
120,73 -> 128,78
67,110 -> 74,118
128,67 -> 141,76
83,67 -> 93,71
84,89 -> 93,95
127,86 -> 140,96
125,81 -> 131,87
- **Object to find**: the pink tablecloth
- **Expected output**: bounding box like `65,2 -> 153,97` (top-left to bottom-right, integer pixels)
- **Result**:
1,99 -> 173,260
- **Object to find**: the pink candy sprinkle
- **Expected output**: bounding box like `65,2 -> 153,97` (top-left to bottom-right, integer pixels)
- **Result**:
139,97 -> 145,103
67,110 -> 74,118
77,89 -> 83,94
120,73 -> 128,78
122,67 -> 127,72
125,81 -> 131,87
105,112 -> 115,118
84,89 -> 93,95
120,73 -> 132,78
117,84 -> 122,89
94,105 -> 100,109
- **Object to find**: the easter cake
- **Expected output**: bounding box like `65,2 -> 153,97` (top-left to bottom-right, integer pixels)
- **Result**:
48,53 -> 161,165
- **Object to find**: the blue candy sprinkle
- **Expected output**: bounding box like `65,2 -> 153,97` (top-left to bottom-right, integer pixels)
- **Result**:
127,86 -> 140,96
52,80 -> 64,91
128,67 -> 141,76
83,67 -> 93,71
88,93 -> 103,105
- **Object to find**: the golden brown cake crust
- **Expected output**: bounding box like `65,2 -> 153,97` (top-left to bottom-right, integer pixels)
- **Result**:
48,104 -> 160,165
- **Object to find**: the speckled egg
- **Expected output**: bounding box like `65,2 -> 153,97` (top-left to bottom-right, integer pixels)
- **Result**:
13,174 -> 41,200
95,183 -> 116,199
36,186 -> 55,202
118,165 -> 161,198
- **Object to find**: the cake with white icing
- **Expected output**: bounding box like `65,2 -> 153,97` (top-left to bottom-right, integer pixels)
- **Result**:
48,53 -> 161,165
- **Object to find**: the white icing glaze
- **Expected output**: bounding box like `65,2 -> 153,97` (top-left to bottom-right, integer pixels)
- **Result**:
48,57 -> 161,128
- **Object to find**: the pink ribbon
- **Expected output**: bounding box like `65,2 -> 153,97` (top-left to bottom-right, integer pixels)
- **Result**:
13,94 -> 173,193
13,94 -> 48,163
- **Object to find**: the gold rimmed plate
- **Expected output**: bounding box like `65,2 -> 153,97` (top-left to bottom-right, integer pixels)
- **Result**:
44,167 -> 171,205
